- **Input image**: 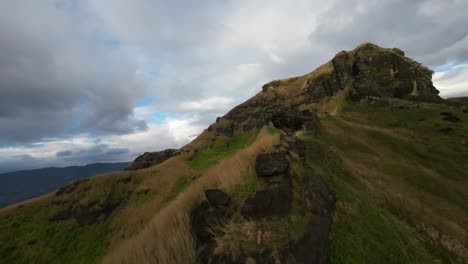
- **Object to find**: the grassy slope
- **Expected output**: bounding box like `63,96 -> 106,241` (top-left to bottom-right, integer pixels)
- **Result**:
1,97 -> 467,263
303,98 -> 468,263
0,128 -> 267,264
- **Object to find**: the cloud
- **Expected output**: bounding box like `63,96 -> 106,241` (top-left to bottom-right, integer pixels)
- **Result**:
0,1 -> 148,145
0,0 -> 467,171
308,0 -> 468,67
433,64 -> 468,98
0,113 -> 205,173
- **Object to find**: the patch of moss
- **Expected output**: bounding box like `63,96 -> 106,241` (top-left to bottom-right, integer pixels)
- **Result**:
188,130 -> 259,170
167,175 -> 192,201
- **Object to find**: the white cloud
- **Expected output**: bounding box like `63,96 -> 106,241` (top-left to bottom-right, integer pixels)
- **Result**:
433,64 -> 468,98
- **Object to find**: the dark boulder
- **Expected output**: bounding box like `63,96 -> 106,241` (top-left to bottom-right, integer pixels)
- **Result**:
302,111 -> 321,135
271,109 -> 303,131
205,189 -> 231,207
126,149 -> 180,170
280,134 -> 306,158
191,201 -> 230,263
255,152 -> 289,177
191,201 -> 228,244
240,184 -> 292,219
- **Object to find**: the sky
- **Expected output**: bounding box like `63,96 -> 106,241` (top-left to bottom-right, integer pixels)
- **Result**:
0,0 -> 467,173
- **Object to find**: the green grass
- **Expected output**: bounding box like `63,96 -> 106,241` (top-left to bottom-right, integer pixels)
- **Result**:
301,98 -> 468,263
188,130 -> 258,170
0,173 -> 146,264
266,126 -> 282,135
167,175 -> 192,201
0,205 -> 111,264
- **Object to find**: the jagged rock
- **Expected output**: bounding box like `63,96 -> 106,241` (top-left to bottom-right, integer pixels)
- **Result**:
191,201 -> 230,263
349,43 -> 439,99
271,109 -> 303,131
191,201 -> 227,243
281,134 -> 306,158
279,166 -> 335,264
126,149 -> 180,170
240,183 -> 292,219
255,152 -> 289,177
216,122 -> 235,136
302,110 -> 321,135
205,189 -> 231,207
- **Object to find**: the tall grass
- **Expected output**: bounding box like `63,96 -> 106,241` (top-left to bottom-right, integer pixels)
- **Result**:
102,128 -> 279,264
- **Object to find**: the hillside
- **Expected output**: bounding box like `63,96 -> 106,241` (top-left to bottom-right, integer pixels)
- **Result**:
0,43 -> 467,264
0,162 -> 129,209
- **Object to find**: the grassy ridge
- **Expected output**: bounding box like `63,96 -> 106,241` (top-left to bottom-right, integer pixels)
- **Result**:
302,98 -> 468,263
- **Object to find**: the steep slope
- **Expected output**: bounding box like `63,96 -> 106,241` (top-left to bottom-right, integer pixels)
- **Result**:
0,162 -> 129,208
1,43 -> 467,264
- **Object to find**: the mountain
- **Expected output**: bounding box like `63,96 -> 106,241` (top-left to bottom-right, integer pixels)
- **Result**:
0,43 -> 467,264
0,163 -> 129,209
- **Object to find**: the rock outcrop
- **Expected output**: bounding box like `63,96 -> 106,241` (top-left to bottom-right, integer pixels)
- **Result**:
255,152 -> 289,177
126,149 -> 180,170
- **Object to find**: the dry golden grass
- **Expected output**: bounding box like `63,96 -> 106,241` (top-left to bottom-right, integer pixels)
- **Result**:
107,157 -> 192,247
102,128 -> 279,264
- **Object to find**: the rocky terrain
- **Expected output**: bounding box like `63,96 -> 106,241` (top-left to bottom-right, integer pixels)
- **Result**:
1,43 -> 467,264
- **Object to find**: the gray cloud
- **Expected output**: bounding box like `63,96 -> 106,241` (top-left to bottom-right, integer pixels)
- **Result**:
56,150 -> 73,157
56,144 -> 130,164
0,0 -> 467,171
0,1 -> 148,145
308,0 -> 468,67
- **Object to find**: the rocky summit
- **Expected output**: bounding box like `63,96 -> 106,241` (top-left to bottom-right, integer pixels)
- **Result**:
1,43 -> 467,264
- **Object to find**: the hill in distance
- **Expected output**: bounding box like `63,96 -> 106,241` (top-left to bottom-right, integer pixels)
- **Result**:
0,162 -> 129,209
0,43 -> 467,264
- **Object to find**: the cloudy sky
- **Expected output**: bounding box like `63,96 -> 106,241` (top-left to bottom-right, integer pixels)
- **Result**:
0,0 -> 467,173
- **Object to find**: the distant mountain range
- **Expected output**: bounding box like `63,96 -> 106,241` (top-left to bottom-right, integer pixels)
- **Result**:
0,162 -> 128,208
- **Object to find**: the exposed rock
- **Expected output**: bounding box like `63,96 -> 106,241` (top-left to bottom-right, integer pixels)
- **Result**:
55,178 -> 90,196
271,109 -> 303,131
216,122 -> 235,136
205,189 -> 231,207
191,201 -> 228,244
440,112 -> 462,123
49,199 -> 123,226
240,183 -> 292,220
302,111 -> 321,135
126,149 -> 180,170
255,152 -> 289,177
279,167 -> 335,264
191,201 -> 230,263
281,134 -> 306,158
